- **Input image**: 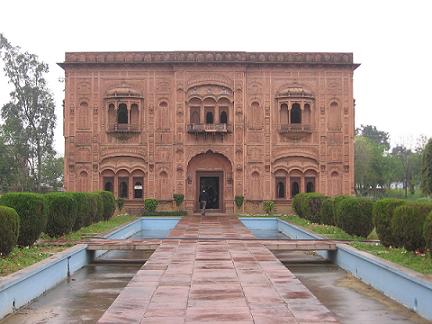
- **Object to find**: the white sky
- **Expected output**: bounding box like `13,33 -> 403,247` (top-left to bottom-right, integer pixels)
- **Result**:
1,0 -> 431,155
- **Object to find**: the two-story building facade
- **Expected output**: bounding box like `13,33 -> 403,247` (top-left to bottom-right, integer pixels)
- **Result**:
60,51 -> 358,214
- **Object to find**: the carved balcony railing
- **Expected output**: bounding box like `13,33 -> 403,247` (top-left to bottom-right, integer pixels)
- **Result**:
278,124 -> 312,133
187,123 -> 233,134
278,124 -> 312,139
108,123 -> 140,133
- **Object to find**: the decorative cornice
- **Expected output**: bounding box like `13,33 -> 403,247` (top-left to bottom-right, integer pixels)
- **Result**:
59,51 -> 359,69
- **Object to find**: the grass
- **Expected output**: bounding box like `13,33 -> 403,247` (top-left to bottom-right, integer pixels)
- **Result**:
280,215 -> 432,275
0,214 -> 137,277
352,242 -> 432,275
279,215 -> 360,241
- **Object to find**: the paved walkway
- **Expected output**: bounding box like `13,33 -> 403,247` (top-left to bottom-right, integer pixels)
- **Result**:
98,216 -> 338,323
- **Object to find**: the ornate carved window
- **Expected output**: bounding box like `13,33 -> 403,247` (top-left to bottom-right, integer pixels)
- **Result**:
186,84 -> 233,134
103,177 -> 114,192
117,104 -> 128,124
105,85 -> 143,136
276,87 -> 314,138
133,178 -> 143,199
276,177 -> 286,199
119,177 -> 129,199
290,103 -> 301,124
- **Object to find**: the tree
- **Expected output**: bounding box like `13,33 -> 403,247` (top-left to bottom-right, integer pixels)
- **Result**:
355,136 -> 385,195
421,138 -> 432,196
40,156 -> 64,191
0,33 -> 56,191
391,145 -> 418,198
356,124 -> 390,151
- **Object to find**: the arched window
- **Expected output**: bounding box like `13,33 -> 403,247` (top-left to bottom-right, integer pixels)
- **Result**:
276,178 -> 286,199
134,181 -> 143,199
108,104 -> 116,128
117,104 -> 128,124
250,101 -> 262,128
206,111 -> 214,124
330,171 -> 342,196
191,110 -> 200,124
158,101 -> 168,129
306,180 -> 315,193
119,178 -> 129,198
220,111 -> 228,124
291,103 -> 301,124
291,181 -> 300,198
280,104 -> 288,125
104,180 -> 113,192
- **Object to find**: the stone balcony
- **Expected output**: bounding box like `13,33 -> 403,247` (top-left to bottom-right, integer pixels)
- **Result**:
108,123 -> 140,133
187,123 -> 233,134
278,124 -> 312,139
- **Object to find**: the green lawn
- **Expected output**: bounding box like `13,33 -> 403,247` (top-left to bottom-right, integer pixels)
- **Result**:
352,242 -> 432,275
279,215 -> 359,241
280,214 -> 432,275
0,214 -> 137,277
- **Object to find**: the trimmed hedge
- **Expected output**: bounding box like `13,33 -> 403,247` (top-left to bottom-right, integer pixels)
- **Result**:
392,202 -> 432,252
301,193 -> 326,223
373,198 -> 405,247
45,192 -> 78,237
0,192 -> 46,246
424,211 -> 432,252
292,192 -> 307,217
71,192 -> 92,230
320,197 -> 336,225
99,191 -> 116,220
144,199 -> 158,212
0,206 -> 20,256
142,210 -> 188,216
335,197 -> 374,237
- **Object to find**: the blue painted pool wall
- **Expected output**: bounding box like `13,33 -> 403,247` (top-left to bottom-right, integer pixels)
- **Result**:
0,217 -> 180,320
240,217 -> 432,321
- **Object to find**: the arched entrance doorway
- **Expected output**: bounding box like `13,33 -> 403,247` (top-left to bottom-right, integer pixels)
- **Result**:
186,151 -> 233,214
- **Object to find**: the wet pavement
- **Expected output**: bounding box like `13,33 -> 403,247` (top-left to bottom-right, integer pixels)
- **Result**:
288,261 -> 429,324
0,262 -> 142,324
99,216 -> 338,323
2,217 -> 429,323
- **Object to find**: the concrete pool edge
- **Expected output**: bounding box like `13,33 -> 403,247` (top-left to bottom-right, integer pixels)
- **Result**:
0,216 -> 181,320
240,217 -> 432,321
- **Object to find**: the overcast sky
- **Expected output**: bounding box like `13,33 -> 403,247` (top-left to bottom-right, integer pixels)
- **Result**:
1,0 -> 431,155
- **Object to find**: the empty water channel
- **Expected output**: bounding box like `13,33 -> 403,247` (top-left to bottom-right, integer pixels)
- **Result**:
0,217 -> 430,323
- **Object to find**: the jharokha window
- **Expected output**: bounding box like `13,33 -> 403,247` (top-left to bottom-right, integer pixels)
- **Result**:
105,86 -> 143,133
276,177 -> 286,199
276,87 -> 314,133
186,85 -> 233,126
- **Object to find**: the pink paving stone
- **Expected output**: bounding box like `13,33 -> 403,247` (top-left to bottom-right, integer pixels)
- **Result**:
97,216 -> 339,323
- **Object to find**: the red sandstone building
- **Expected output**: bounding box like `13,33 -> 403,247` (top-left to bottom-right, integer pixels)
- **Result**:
60,51 -> 358,214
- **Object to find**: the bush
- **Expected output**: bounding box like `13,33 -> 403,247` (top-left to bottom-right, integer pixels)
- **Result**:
234,195 -> 244,209
320,198 -> 336,225
263,200 -> 275,215
87,193 -> 100,224
373,198 -> 405,247
71,193 -> 92,230
144,199 -> 158,212
99,191 -> 116,220
0,192 -> 46,246
424,211 -> 432,252
335,197 -> 374,237
392,202 -> 432,251
0,206 -> 20,256
116,198 -> 125,211
44,192 -> 78,237
142,210 -> 188,216
173,194 -> 185,208
292,193 -> 307,217
301,193 -> 326,223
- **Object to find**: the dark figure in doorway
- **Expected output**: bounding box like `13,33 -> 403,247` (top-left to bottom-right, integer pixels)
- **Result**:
199,189 -> 209,215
